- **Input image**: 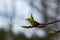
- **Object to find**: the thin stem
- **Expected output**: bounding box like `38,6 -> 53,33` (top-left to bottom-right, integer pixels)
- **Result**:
45,20 -> 60,25
56,30 -> 60,33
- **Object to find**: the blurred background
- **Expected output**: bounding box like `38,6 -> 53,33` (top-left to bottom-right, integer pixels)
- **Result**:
0,0 -> 60,40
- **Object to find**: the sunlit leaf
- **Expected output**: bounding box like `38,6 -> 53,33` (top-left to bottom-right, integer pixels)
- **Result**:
26,14 -> 34,24
22,26 -> 33,28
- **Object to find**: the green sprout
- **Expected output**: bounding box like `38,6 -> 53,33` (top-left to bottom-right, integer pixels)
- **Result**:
22,13 -> 60,28
48,28 -> 57,35
26,14 -> 34,25
22,14 -> 34,28
22,14 -> 41,28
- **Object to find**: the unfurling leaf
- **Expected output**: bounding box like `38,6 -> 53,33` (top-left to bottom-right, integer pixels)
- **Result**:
22,26 -> 33,28
22,14 -> 46,28
48,28 -> 57,35
48,31 -> 56,35
51,28 -> 57,32
26,14 -> 34,24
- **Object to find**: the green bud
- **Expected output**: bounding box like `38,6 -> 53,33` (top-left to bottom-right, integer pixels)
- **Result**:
26,14 -> 34,25
51,28 -> 57,32
48,31 -> 56,35
48,28 -> 57,35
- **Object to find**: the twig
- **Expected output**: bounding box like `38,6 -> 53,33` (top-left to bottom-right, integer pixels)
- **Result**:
45,20 -> 60,25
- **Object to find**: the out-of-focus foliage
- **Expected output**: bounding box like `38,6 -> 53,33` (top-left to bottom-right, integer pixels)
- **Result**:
15,33 -> 30,40
14,33 -> 49,40
22,14 -> 45,28
0,29 -> 6,40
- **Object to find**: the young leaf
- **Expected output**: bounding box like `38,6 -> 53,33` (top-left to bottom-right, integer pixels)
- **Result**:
48,31 -> 56,35
51,28 -> 57,32
48,28 -> 57,35
22,26 -> 33,28
26,14 -> 34,25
